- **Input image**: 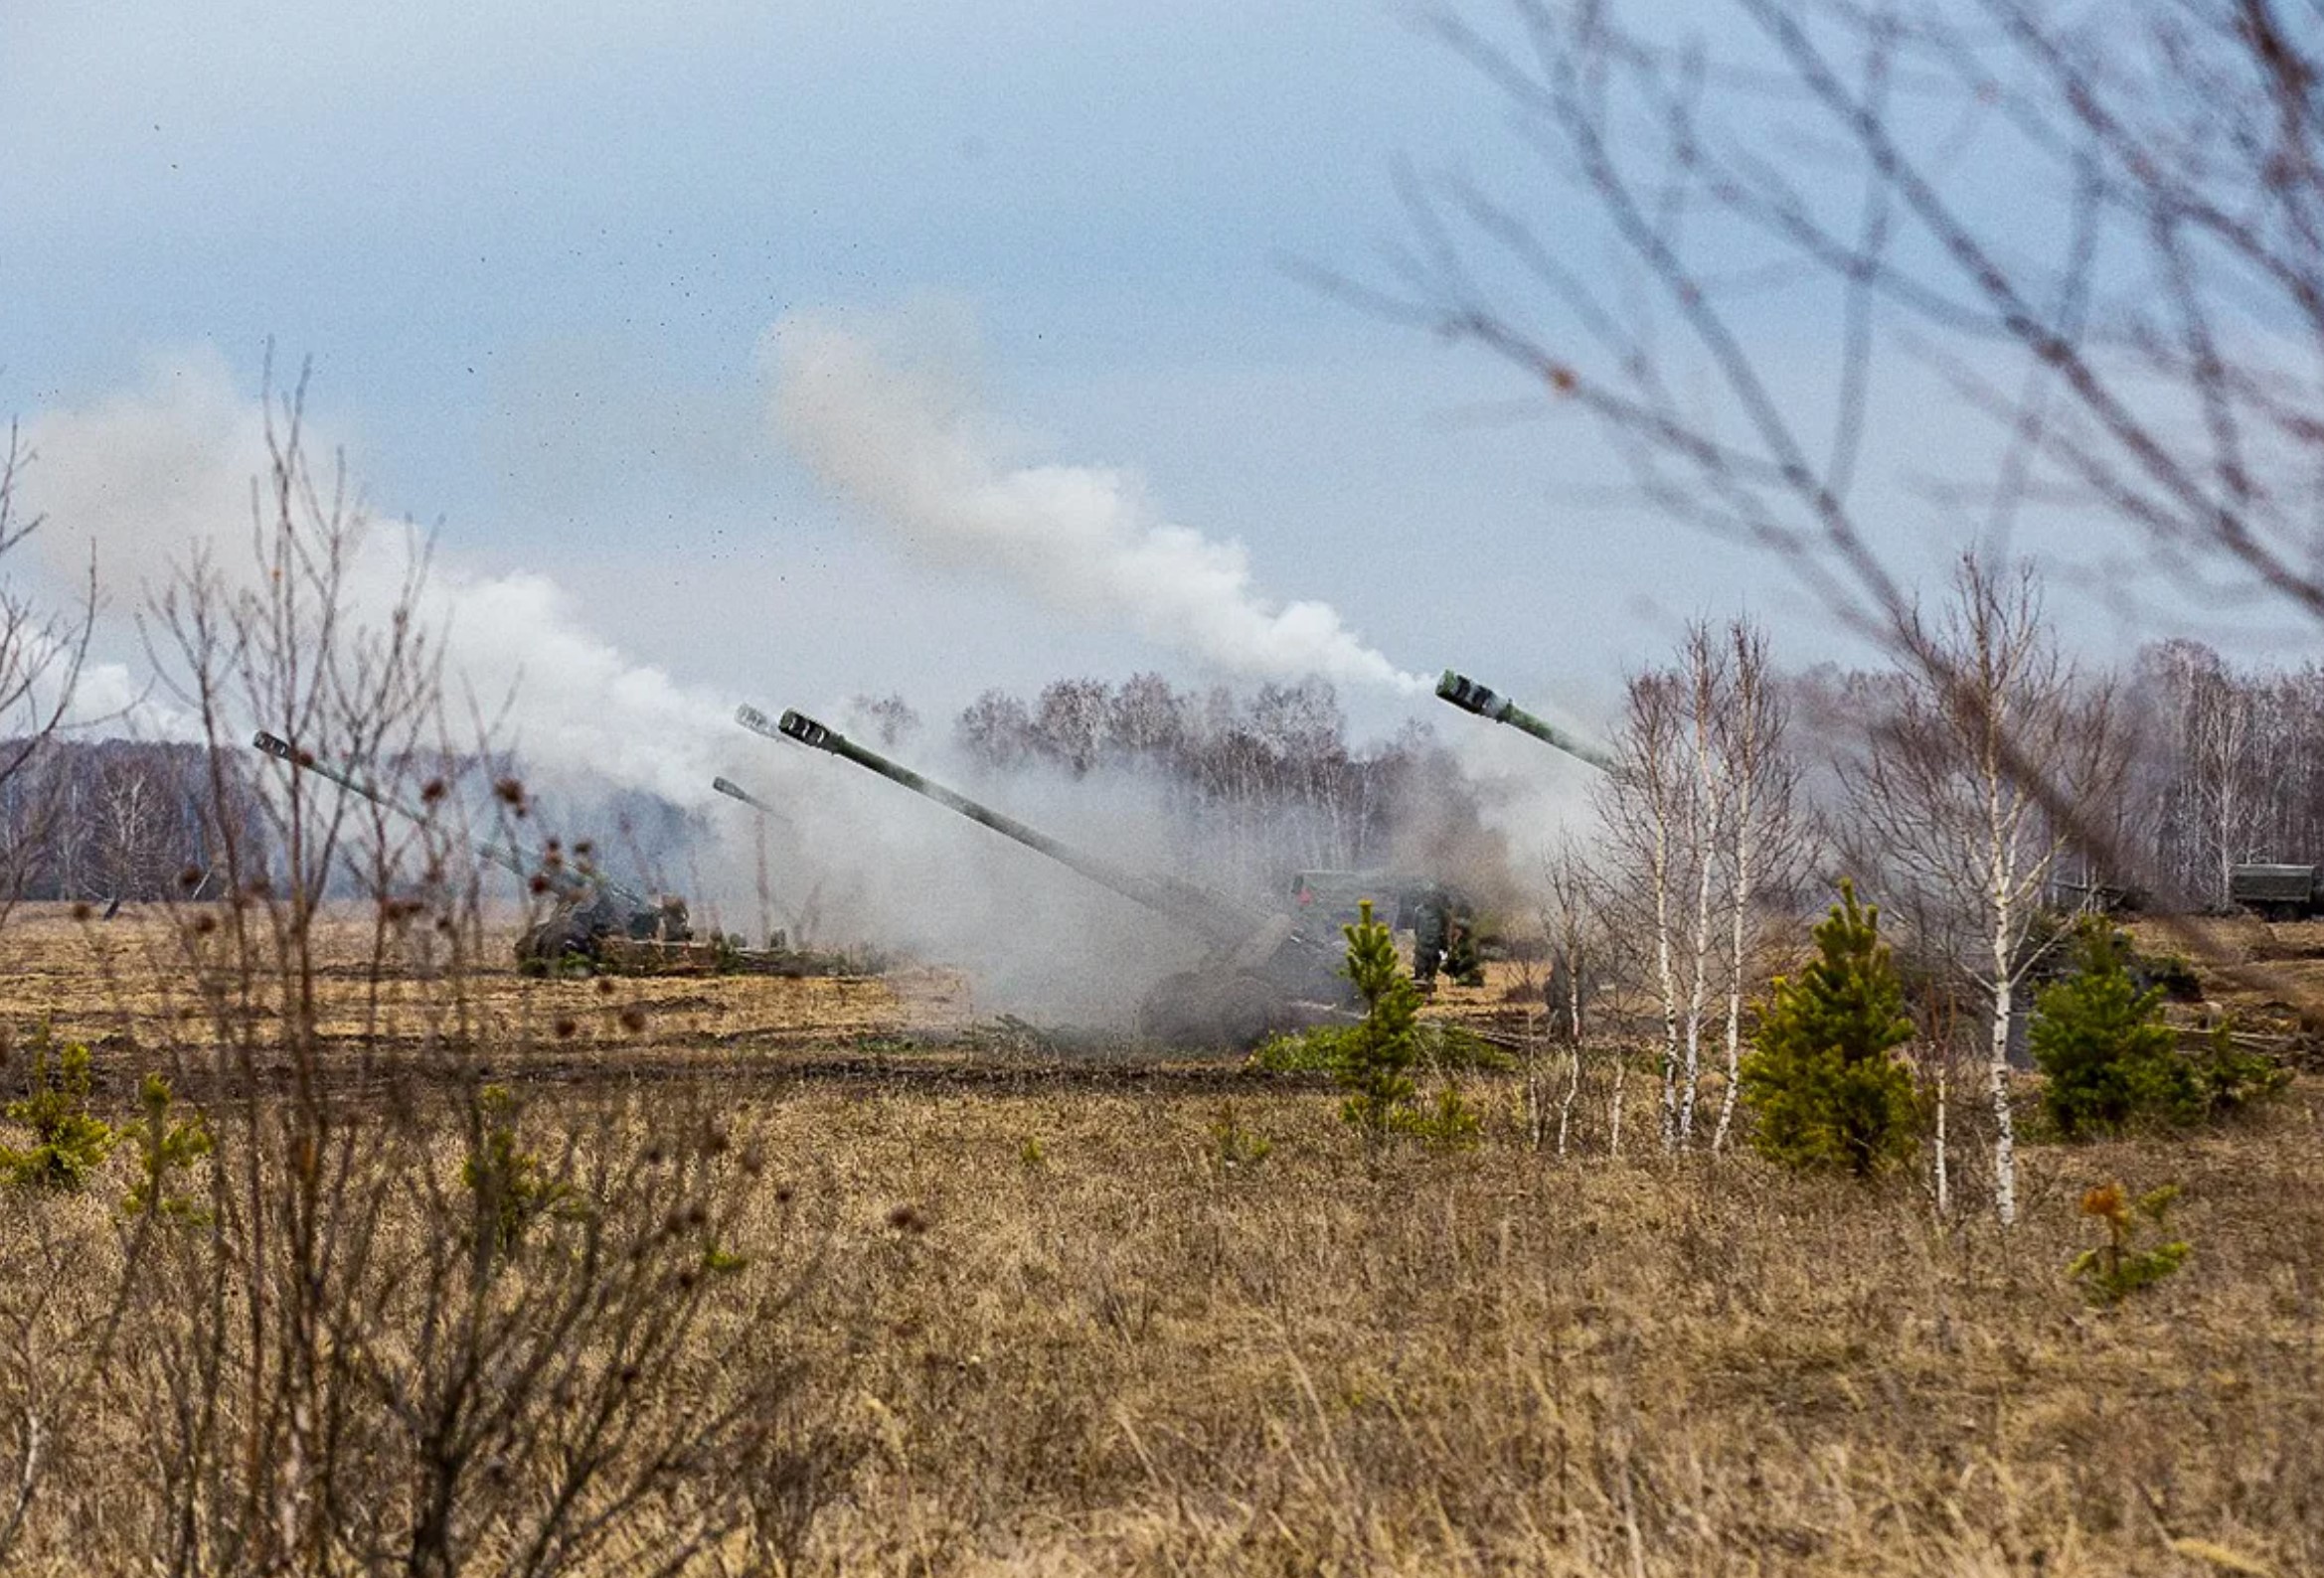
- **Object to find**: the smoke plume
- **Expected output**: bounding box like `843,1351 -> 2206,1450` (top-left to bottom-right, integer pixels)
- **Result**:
769,311 -> 1429,696
18,350 -> 733,807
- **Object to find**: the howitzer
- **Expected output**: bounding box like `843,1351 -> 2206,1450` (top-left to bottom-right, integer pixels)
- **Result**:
249,730 -> 687,961
1434,671 -> 1614,772
741,704 -> 1346,1043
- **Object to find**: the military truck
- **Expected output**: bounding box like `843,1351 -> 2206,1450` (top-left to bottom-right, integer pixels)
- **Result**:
743,704 -> 1355,1046
2231,864 -> 2322,919
251,731 -> 690,968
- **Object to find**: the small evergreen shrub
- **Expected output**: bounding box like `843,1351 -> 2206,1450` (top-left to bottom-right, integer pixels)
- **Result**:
460,1084 -> 565,1253
1336,898 -> 1422,1141
120,1073 -> 213,1222
2186,1017 -> 2293,1121
1393,1083 -> 1483,1151
2034,921 -> 2289,1136
1252,903 -> 1505,1146
1209,1103 -> 1272,1172
0,1033 -> 117,1191
2068,1181 -> 2191,1305
2033,919 -> 2183,1136
1739,880 -> 1918,1178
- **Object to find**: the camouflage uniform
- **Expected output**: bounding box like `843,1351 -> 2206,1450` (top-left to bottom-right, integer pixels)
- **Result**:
1443,915 -> 1483,987
1410,887 -> 1450,988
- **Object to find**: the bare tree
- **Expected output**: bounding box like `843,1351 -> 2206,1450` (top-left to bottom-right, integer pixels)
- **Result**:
1597,620 -> 1805,1153
90,747 -> 169,906
0,376 -> 847,1571
1674,629 -> 1730,1146
1709,620 -> 1806,1154
1843,557 -> 2118,1224
1538,834 -> 1604,1154
1598,668 -> 1694,1149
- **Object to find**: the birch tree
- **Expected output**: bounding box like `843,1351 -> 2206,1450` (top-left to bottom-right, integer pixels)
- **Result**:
1539,835 -> 1604,1156
1599,620 -> 1804,1152
1710,622 -> 1804,1154
1846,557 -> 2117,1226
1599,667 -> 1695,1150
1674,631 -> 1729,1146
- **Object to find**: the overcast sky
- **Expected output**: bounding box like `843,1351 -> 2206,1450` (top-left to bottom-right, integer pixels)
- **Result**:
0,0 -> 2255,762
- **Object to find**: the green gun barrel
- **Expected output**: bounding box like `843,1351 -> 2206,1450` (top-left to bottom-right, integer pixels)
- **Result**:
741,704 -> 1268,949
1434,672 -> 1614,772
250,730 -> 623,906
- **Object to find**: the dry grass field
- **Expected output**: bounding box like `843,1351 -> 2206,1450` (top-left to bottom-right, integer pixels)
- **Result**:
0,907 -> 2319,1574
0,904 -> 975,1083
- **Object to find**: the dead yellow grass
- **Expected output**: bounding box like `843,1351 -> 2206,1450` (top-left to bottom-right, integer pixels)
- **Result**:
0,902 -> 973,1070
1,913 -> 2319,1573
747,1082 -> 2324,1575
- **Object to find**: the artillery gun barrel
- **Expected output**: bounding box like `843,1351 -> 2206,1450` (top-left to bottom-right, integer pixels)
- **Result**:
742,705 -> 1264,947
249,730 -> 625,906
1434,671 -> 1614,772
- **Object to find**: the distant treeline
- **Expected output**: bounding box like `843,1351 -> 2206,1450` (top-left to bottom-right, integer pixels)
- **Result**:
917,674 -> 1501,892
2130,640 -> 2324,905
0,739 -> 264,902
0,739 -> 702,907
1790,638 -> 2324,911
10,642 -> 2315,914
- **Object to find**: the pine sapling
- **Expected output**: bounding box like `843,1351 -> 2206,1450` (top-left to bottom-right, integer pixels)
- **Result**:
460,1084 -> 565,1254
1337,898 -> 1421,1141
0,1033 -> 117,1191
120,1074 -> 213,1222
1209,1103 -> 1272,1172
1738,880 -> 1918,1178
2068,1181 -> 2191,1306
2032,919 -> 2183,1137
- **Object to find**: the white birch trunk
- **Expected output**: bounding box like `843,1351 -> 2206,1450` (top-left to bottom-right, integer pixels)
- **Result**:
1678,793 -> 1719,1147
1932,1058 -> 1950,1219
1987,820 -> 2021,1228
1559,1044 -> 1580,1158
1651,802 -> 1682,1150
1988,970 -> 2017,1227
1609,1051 -> 1626,1159
1712,753 -> 1755,1155
1676,655 -> 1725,1147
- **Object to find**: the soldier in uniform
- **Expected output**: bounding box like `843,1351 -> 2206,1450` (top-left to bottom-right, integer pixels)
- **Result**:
1410,883 -> 1451,990
1442,909 -> 1483,987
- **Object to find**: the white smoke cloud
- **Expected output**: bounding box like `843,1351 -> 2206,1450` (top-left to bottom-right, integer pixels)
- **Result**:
17,351 -> 732,806
768,309 -> 1429,696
